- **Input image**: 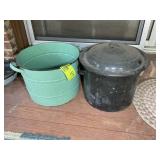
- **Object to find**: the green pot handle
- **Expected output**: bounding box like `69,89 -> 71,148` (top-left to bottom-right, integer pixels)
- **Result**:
10,62 -> 23,73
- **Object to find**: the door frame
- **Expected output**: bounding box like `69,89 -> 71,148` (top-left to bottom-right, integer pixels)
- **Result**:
24,20 -> 156,53
10,20 -> 29,52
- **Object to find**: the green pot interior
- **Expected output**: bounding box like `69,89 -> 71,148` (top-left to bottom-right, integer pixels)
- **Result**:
16,42 -> 79,70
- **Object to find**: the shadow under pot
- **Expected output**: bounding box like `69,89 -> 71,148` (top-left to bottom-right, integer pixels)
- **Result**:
79,43 -> 148,112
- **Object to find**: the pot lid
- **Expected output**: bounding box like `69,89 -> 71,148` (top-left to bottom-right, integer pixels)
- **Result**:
79,43 -> 148,76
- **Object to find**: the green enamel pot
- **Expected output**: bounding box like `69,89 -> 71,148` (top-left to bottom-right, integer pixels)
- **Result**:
10,42 -> 80,106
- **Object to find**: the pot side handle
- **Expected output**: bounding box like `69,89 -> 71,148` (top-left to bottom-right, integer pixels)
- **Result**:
78,69 -> 86,75
10,62 -> 23,73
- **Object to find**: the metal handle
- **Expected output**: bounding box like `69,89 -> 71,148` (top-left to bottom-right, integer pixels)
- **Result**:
139,50 -> 149,72
78,68 -> 86,76
10,62 -> 23,73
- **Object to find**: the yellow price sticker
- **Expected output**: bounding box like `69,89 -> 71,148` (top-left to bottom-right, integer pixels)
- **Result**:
60,64 -> 76,80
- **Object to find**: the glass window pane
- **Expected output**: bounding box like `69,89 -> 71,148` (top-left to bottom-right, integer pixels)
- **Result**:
32,20 -> 141,41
